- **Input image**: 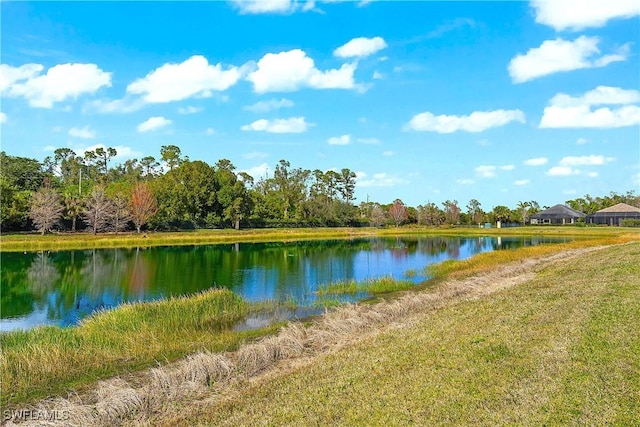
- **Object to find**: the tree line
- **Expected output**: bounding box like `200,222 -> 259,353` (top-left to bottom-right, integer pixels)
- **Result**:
1,148 -> 638,234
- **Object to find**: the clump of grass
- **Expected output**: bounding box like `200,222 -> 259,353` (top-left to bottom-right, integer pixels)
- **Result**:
317,276 -> 414,296
404,269 -> 417,278
0,288 -> 276,408
312,296 -> 343,308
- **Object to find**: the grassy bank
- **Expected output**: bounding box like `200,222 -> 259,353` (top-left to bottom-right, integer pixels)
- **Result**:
316,276 -> 415,296
0,289 -> 278,407
1,231 -> 637,413
1,225 -> 635,252
426,233 -> 638,279
163,241 -> 640,426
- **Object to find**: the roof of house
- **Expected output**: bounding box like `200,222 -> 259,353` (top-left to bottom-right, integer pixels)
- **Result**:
530,204 -> 585,219
591,203 -> 640,214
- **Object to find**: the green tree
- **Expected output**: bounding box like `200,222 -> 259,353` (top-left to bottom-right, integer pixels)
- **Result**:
492,205 -> 511,224
466,199 -> 483,226
417,202 -> 443,226
338,168 -> 357,203
516,201 -> 531,224
442,200 -> 461,225
140,156 -> 161,178
1,152 -> 47,230
215,160 -> 253,229
62,191 -> 84,232
153,160 -> 218,228
160,145 -> 184,171
273,160 -> 309,220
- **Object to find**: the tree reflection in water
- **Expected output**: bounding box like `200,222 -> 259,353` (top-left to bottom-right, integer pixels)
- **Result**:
1,235 -> 571,330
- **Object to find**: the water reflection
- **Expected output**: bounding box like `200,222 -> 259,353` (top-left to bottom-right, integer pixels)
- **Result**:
0,235 -> 569,331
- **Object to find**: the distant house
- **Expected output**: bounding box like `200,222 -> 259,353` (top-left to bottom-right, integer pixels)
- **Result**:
586,203 -> 640,226
530,204 -> 585,225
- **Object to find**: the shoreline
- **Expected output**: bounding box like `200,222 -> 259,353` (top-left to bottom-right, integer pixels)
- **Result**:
0,225 -> 633,252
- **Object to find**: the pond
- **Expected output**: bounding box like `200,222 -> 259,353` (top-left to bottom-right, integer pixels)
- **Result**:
0,235 -> 570,331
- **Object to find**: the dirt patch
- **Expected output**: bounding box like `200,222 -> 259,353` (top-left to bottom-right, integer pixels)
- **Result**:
4,245 -> 608,427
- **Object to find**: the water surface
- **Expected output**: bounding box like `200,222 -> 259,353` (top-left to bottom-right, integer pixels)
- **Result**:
1,235 -> 569,331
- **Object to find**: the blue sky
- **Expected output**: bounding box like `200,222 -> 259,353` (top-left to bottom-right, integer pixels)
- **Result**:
1,0 -> 639,209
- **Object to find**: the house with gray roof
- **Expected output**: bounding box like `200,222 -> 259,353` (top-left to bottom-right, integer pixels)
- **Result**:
530,204 -> 586,225
586,203 -> 640,226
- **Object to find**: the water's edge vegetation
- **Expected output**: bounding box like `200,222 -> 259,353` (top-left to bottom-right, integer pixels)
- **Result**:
1,230 -> 638,410
0,225 -> 632,252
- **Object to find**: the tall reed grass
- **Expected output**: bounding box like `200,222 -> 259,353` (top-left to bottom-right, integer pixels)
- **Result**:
0,288 -> 275,407
316,276 -> 415,296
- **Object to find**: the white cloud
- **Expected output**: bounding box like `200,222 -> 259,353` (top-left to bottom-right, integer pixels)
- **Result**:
334,36 -> 387,58
241,117 -> 311,133
327,134 -> 351,145
524,157 -> 548,166
550,86 -> 640,107
514,179 -> 530,186
0,63 -> 43,92
230,0 -> 368,15
356,172 -> 409,187
559,155 -> 615,166
547,166 -> 579,176
540,86 -> 640,128
531,0 -> 640,31
357,137 -> 380,144
545,154 -> 614,177
178,106 -> 203,114
137,116 -> 172,132
474,164 -> 514,178
241,162 -> 270,179
0,112 -> 7,124
231,0 -> 298,14
457,178 -> 475,185
382,150 -> 394,156
508,36 -> 629,83
406,109 -> 525,133
475,165 -> 497,178
85,96 -> 146,114
246,49 -> 357,93
127,55 -> 241,103
3,63 -> 111,108
205,127 -> 216,136
372,71 -> 383,80
68,125 -> 96,139
244,98 -> 294,112
576,137 -> 588,145
563,189 -> 578,195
